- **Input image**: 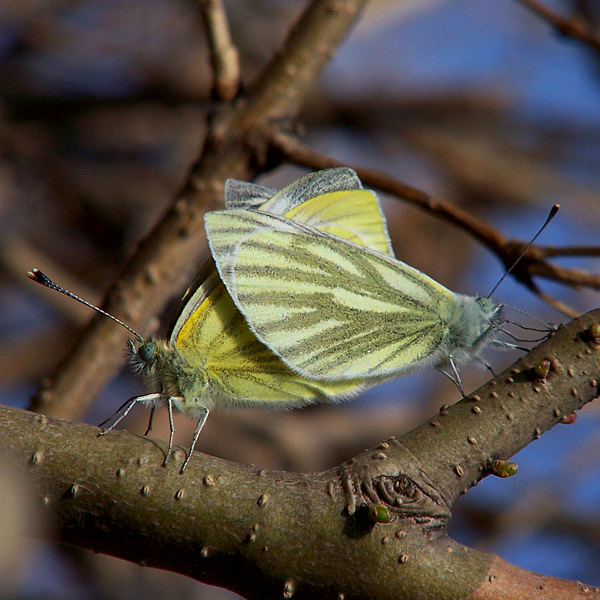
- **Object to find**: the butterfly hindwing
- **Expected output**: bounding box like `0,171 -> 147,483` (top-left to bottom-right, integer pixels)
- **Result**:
260,167 -> 363,215
224,180 -> 276,209
171,267 -> 364,405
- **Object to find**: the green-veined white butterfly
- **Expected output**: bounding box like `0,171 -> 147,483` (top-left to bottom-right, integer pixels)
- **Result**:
204,208 -> 511,389
28,168 -> 395,472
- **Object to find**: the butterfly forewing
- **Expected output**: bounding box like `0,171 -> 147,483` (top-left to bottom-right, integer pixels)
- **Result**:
206,210 -> 457,380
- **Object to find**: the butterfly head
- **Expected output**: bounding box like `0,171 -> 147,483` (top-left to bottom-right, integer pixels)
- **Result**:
129,337 -> 177,380
474,296 -> 505,344
129,338 -> 158,375
128,337 -> 178,376
444,295 -> 505,365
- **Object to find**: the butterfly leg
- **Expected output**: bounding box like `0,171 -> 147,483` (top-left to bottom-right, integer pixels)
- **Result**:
475,356 -> 496,377
163,397 -> 175,467
180,407 -> 210,474
493,337 -> 530,352
98,393 -> 162,434
144,406 -> 156,436
437,357 -> 466,397
97,397 -> 137,429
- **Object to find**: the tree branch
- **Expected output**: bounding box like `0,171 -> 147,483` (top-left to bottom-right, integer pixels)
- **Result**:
3,309 -> 599,599
198,0 -> 240,100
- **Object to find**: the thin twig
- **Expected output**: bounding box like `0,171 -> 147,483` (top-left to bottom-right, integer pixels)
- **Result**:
199,0 -> 240,101
525,256 -> 600,289
269,130 -> 508,252
515,0 -> 600,54
536,245 -> 600,258
535,289 -> 580,318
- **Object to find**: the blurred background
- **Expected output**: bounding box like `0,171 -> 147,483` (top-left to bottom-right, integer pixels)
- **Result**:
0,0 -> 599,597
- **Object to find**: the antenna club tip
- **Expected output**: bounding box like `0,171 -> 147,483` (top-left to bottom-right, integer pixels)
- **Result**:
550,204 -> 560,215
27,268 -> 45,283
27,268 -> 54,288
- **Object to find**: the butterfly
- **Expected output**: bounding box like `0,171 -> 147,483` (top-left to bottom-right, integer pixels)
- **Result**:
204,208 -> 509,393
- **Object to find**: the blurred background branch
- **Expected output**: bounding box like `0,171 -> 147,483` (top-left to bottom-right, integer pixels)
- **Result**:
198,0 -> 240,100
515,0 -> 600,54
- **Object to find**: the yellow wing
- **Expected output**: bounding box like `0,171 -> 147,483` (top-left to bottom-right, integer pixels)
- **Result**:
173,268 -> 365,405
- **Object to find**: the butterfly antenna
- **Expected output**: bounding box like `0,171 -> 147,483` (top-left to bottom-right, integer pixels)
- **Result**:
498,326 -> 548,344
27,268 -> 144,342
503,303 -> 557,332
487,204 -> 559,298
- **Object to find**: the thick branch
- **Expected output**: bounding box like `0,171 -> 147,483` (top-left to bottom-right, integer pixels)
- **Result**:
400,308 -> 600,506
0,403 -> 492,600
3,310 -> 599,599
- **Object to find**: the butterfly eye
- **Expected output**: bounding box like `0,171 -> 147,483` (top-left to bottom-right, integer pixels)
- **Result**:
138,342 -> 155,363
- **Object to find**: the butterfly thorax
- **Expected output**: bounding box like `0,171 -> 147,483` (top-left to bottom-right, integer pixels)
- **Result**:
442,295 -> 504,365
128,337 -> 209,408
